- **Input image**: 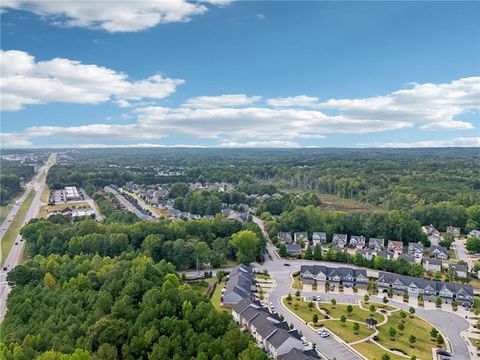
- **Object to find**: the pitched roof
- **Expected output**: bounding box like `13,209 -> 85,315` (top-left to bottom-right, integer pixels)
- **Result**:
279,348 -> 320,360
266,329 -> 293,348
421,257 -> 442,266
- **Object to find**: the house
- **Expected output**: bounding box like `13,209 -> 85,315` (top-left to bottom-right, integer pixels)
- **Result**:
312,232 -> 327,245
278,232 -> 293,244
429,245 -> 449,260
357,249 -> 374,261
407,242 -> 424,259
422,224 -> 440,236
222,264 -> 255,307
300,265 -> 368,289
286,243 -> 302,257
264,328 -> 304,359
387,240 -> 403,254
294,232 -> 308,243
469,230 -> 480,239
375,251 -> 394,261
449,263 -> 468,278
278,348 -> 321,360
399,254 -> 416,265
368,238 -> 384,251
349,235 -> 366,249
447,226 -> 461,238
422,258 -> 442,273
377,271 -> 473,305
332,233 -> 347,248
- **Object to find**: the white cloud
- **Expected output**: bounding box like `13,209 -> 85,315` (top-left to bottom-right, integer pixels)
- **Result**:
0,132 -> 33,147
182,94 -> 261,108
364,137 -> 480,148
1,0 -> 229,32
0,50 -> 184,111
420,121 -> 475,131
267,95 -> 319,107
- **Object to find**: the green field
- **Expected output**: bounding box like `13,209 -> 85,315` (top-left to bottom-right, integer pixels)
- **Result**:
318,302 -> 384,324
211,280 -> 228,312
360,301 -> 397,312
353,341 -> 407,360
0,204 -> 13,224
322,320 -> 374,343
376,310 -> 440,359
1,189 -> 36,265
283,297 -> 323,323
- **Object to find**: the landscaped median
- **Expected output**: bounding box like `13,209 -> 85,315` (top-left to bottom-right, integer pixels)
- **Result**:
282,296 -> 446,360
1,189 -> 36,265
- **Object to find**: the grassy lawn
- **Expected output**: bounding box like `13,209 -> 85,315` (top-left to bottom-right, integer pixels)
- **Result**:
0,204 -> 13,224
255,273 -> 271,280
318,302 -> 384,324
211,280 -> 228,312
353,341 -> 407,360
292,274 -> 303,290
473,295 -> 480,310
360,301 -> 397,312
40,185 -> 50,205
283,297 -> 323,323
317,193 -> 380,213
39,202 -> 91,218
376,310 -> 439,360
322,320 -> 374,343
468,277 -> 480,291
1,190 -> 36,265
469,337 -> 480,350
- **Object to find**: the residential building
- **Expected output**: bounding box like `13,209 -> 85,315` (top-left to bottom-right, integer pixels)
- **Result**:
422,258 -> 442,273
286,243 -> 302,257
368,238 -> 384,251
349,235 -> 366,249
222,264 -> 255,307
428,245 -> 449,260
279,349 -> 321,360
377,272 -> 473,305
422,224 -> 440,236
300,265 -> 368,289
399,254 -> 416,265
469,229 -> 480,239
332,233 -> 347,247
278,232 -> 293,244
449,263 -> 468,278
312,232 -> 327,245
294,232 -> 308,243
407,242 -> 424,259
447,226 -> 461,238
387,240 -> 403,254
375,251 -> 393,261
357,249 -> 374,261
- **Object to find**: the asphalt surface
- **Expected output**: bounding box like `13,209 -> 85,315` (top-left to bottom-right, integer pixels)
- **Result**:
0,153 -> 56,323
454,240 -> 474,270
104,186 -> 154,221
251,216 -> 472,360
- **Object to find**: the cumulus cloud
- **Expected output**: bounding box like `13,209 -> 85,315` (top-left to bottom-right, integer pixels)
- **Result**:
182,94 -> 261,108
267,77 -> 480,131
364,137 -> 480,148
0,50 -> 184,111
0,133 -> 33,147
267,95 -> 319,107
1,0 -> 229,32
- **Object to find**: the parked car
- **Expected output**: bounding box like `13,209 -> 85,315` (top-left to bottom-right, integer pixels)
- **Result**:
14,242 -> 19,245
436,350 -> 451,356
284,263 -> 291,266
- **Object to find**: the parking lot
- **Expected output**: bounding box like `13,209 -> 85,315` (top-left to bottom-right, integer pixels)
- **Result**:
49,188 -> 88,204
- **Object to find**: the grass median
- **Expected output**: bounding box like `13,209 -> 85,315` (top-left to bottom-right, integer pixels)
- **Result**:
1,189 -> 36,265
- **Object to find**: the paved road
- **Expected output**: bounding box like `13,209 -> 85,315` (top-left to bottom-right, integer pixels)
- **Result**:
104,186 -> 154,221
0,185 -> 35,241
0,153 -> 56,323
251,216 -> 472,360
454,240 -> 474,270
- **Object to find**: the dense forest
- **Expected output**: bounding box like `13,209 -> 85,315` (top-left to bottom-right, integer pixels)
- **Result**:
0,162 -> 35,205
1,254 -> 267,360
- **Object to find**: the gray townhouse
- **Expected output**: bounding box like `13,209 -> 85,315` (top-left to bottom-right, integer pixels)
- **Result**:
278,232 -> 293,244
349,235 -> 366,249
398,254 -> 416,265
449,263 -> 468,278
357,248 -> 374,261
469,229 -> 480,239
294,232 -> 308,243
377,271 -> 473,305
332,233 -> 348,248
300,265 -> 368,289
422,257 -> 442,273
286,243 -> 302,257
312,232 -> 327,245
368,238 -> 384,251
222,264 -> 255,307
428,245 -> 449,260
232,299 -> 320,359
407,242 -> 424,259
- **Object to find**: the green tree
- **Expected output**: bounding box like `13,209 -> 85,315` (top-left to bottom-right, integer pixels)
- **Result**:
347,304 -> 353,315
43,272 -> 56,288
400,311 -> 407,319
340,315 -> 347,327
381,354 -> 391,360
389,327 -> 397,340
437,334 -> 445,346
312,313 -> 319,324
398,322 -> 405,333
331,298 -> 337,307
353,322 -> 360,333
313,244 -> 322,260
430,327 -> 438,338
409,335 -> 416,348
408,307 -> 415,317
364,294 -> 369,302
231,230 -> 260,263
279,244 -> 287,257
435,296 -> 442,307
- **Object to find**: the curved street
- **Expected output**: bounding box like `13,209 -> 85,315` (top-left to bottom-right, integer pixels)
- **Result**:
252,216 -> 472,360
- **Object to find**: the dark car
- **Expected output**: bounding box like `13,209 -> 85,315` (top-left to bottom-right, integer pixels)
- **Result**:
283,263 -> 291,266
436,350 -> 451,356
2,266 -> 7,271
15,242 -> 19,245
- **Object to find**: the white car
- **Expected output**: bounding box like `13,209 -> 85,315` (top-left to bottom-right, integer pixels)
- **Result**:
319,331 -> 330,338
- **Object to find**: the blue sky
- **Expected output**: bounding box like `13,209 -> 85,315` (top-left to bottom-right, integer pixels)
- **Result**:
1,1 -> 479,148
